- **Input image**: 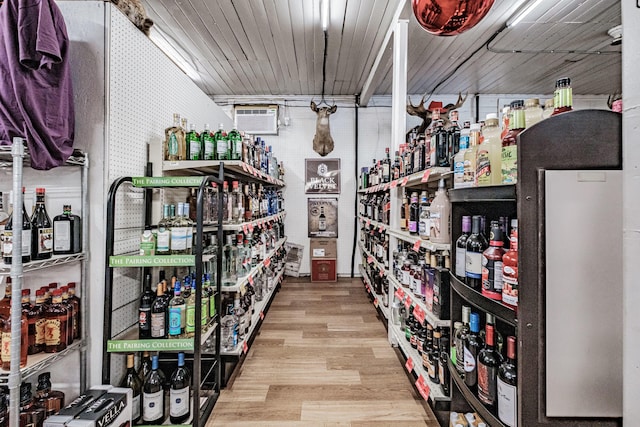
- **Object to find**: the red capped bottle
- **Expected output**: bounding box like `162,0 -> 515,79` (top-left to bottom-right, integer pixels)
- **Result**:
477,324 -> 503,410
482,221 -> 506,300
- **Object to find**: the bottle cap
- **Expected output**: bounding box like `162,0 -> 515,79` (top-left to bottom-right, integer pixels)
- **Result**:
510,99 -> 525,109
470,312 -> 480,333
21,289 -> 29,297
525,98 -> 540,107
470,123 -> 481,131
485,113 -> 498,120
36,187 -> 45,194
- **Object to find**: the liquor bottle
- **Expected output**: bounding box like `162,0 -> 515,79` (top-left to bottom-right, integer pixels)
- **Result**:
35,372 -> 65,417
448,110 -> 461,160
465,215 -> 488,291
497,335 -> 518,427
463,312 -> 482,392
140,224 -> 156,256
438,328 -> 451,396
453,123 -> 470,188
455,305 -> 471,374
482,221 -> 506,300
201,124 -> 215,160
185,280 -> 196,338
168,284 -> 186,338
228,128 -> 243,160
1,301 -> 28,368
186,188 -> 197,222
183,204 -> 193,254
318,207 -> 327,232
502,219 -> 518,307
67,282 -> 80,339
502,100 -> 525,185
231,181 -> 242,224
428,329 -> 441,384
156,204 -> 171,255
236,234 -> 249,279
52,204 -> 82,255
138,351 -> 152,382
0,389 -> 6,427
524,98 -> 544,128
408,192 -> 419,236
477,324 -> 503,410
186,123 -> 201,160
234,294 -> 247,340
19,382 -> 45,427
0,280 -> 9,319
3,187 -> 32,264
463,123 -> 481,187
477,114 -> 502,187
165,113 -> 185,161
170,203 -> 190,255
429,179 -> 450,243
214,124 -> 228,160
142,355 -> 165,425
418,191 -> 430,239
27,289 -> 46,354
455,216 -> 471,281
382,147 -> 391,183
169,352 -> 191,424
44,289 -> 67,353
119,353 -> 143,423
222,234 -> 238,286
434,119 -> 449,167
60,287 -> 74,345
221,182 -> 230,223
151,282 -> 167,339
139,273 -> 154,339
552,77 -> 573,116
400,191 -> 408,231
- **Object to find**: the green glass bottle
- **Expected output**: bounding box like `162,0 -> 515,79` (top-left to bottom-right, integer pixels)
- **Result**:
214,124 -> 228,161
186,124 -> 201,160
201,124 -> 215,160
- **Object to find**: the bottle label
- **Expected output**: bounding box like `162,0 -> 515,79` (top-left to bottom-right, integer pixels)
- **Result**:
139,307 -> 150,331
497,377 -> 518,427
402,270 -> 411,287
463,158 -> 475,184
419,218 -> 430,238
1,332 -> 10,360
37,227 -> 53,255
455,337 -> 465,372
217,141 -> 228,156
170,386 -> 190,417
204,141 -> 214,159
53,221 -> 71,251
22,229 -> 31,256
45,319 -> 61,345
455,247 -> 466,278
318,219 -> 326,231
2,230 -> 11,256
478,362 -> 498,405
132,394 -> 141,421
156,230 -> 170,253
502,271 -> 518,306
482,258 -> 504,293
169,133 -> 179,156
465,252 -> 483,278
169,307 -> 182,335
150,312 -> 165,338
463,345 -> 476,374
476,149 -> 491,185
408,220 -> 417,233
501,145 -> 518,184
382,164 -> 390,179
454,159 -> 465,185
189,141 -> 200,160
170,227 -> 188,251
139,240 -> 155,256
36,318 -> 46,345
186,230 -> 193,250
429,212 -> 441,238
143,390 -> 163,421
186,305 -> 196,333
411,275 -> 421,296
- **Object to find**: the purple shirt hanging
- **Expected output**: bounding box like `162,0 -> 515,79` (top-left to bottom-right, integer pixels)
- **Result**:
0,0 -> 75,170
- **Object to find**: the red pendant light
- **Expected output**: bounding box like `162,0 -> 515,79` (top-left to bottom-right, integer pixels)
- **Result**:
412,0 -> 496,36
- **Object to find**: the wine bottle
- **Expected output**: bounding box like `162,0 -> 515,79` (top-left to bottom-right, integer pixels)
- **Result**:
169,352 -> 191,423
463,312 -> 483,392
455,216 -> 471,280
482,221 -> 506,300
497,336 -> 518,427
465,215 -> 488,291
119,353 -> 142,424
3,187 -> 32,264
138,351 -> 152,383
477,324 -> 503,410
454,305 -> 471,374
150,281 -> 167,339
408,192 -> 419,235
438,328 -> 451,396
31,187 -> 53,260
138,273 -> 154,339
142,355 -> 165,424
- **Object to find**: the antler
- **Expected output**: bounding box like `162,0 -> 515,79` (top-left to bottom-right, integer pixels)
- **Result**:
607,92 -> 621,110
451,92 -> 468,110
406,94 -> 429,117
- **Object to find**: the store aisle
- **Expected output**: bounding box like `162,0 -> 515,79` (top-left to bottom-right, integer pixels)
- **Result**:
207,278 -> 439,426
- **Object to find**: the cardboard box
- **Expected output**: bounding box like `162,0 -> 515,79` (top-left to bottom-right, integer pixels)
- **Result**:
284,242 -> 304,277
310,238 -> 337,259
311,258 -> 337,282
66,388 -> 132,427
44,389 -> 109,427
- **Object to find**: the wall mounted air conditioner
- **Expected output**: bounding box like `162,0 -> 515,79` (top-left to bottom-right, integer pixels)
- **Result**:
234,105 -> 279,135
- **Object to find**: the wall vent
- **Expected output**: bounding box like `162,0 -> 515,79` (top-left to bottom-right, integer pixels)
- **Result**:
234,105 -> 279,135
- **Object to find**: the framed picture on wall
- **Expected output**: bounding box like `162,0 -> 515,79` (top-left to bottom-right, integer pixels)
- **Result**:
305,158 -> 341,194
308,198 -> 338,238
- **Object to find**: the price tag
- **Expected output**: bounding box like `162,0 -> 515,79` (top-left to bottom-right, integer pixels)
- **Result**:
394,288 -> 404,300
404,295 -> 412,309
241,162 -> 248,172
248,223 -> 255,233
367,256 -> 375,265
390,180 -> 398,189
248,275 -> 255,286
413,240 -> 422,252
243,341 -> 249,354
260,311 -> 265,320
405,357 -> 414,373
264,257 -> 271,267
379,268 -> 385,277
242,224 -> 249,234
366,219 -> 371,227
416,375 -> 431,401
384,183 -> 390,191
421,169 -> 431,183
402,177 -> 409,186
413,306 -> 426,325
373,298 -> 379,308
378,225 -> 384,233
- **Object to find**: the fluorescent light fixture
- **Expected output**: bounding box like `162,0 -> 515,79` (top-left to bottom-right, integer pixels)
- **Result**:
507,0 -> 545,27
321,0 -> 330,31
149,29 -> 200,80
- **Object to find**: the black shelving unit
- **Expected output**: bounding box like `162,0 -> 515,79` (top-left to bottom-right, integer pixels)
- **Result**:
102,166 -> 225,426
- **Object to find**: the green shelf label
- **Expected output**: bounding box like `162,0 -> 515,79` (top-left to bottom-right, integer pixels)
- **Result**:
109,255 -> 195,267
107,339 -> 194,352
132,176 -> 203,187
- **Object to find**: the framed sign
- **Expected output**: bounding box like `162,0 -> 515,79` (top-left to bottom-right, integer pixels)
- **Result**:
305,158 -> 341,194
308,198 -> 338,238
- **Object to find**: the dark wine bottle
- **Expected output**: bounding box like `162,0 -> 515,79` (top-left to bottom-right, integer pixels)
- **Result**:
465,215 -> 488,290
169,352 -> 192,424
427,329 -> 441,384
3,187 -> 32,264
138,351 -> 152,383
139,273 -> 154,339
142,355 -> 165,424
31,188 -> 53,260
119,353 -> 142,424
408,192 -> 419,235
150,282 -> 167,339
454,305 -> 471,374
477,324 -> 503,410
455,216 -> 471,280
438,328 -> 451,396
497,336 -> 518,427
463,312 -> 483,392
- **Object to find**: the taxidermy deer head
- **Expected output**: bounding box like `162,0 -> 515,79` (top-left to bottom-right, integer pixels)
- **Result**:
311,101 -> 337,157
406,92 -> 468,140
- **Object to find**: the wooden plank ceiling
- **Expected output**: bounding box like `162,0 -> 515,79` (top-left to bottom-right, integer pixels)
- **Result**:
141,0 -> 621,98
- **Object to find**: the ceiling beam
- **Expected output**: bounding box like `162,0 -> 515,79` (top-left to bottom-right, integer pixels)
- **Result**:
358,0 -> 406,106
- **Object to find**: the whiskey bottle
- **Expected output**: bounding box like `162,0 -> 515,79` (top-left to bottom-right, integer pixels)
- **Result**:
1,301 -> 27,369
28,289 -> 46,354
61,287 -> 74,345
67,282 -> 81,340
0,280 -> 9,319
44,289 -> 68,353
119,353 -> 143,424
19,382 -> 45,427
35,372 -> 65,417
139,273 -> 154,339
31,188 -> 53,260
3,187 -> 32,264
53,205 -> 82,255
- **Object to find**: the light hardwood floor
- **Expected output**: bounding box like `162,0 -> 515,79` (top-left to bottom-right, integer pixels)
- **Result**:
206,278 -> 440,426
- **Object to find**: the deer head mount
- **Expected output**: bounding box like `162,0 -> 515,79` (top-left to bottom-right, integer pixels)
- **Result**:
311,101 -> 337,157
406,92 -> 468,140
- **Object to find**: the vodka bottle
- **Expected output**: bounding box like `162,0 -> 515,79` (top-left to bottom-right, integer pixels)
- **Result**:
223,234 -> 238,286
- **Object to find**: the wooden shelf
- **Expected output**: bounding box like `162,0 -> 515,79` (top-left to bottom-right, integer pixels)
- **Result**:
448,185 -> 516,203
449,273 -> 517,327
